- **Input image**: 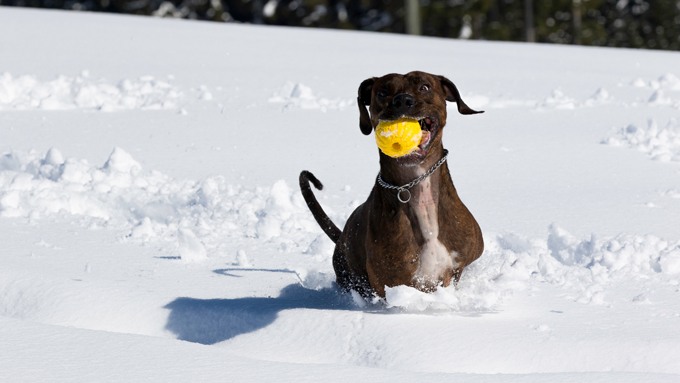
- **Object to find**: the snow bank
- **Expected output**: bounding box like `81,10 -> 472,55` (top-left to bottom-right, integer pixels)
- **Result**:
0,147 -> 323,261
385,224 -> 680,311
0,71 -> 182,111
268,81 -> 353,111
602,118 -> 680,162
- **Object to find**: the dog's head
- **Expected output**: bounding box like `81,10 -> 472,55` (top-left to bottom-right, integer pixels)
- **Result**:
358,71 -> 482,165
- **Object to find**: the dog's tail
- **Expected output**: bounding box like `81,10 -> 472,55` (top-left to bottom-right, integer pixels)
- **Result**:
299,171 -> 342,244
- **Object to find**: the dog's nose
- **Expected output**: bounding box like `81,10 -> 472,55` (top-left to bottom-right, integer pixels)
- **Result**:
392,93 -> 415,114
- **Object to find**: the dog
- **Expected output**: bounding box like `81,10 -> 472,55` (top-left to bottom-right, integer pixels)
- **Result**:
300,71 -> 484,298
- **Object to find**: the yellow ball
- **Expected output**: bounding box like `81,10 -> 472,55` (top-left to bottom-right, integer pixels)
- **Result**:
375,118 -> 422,158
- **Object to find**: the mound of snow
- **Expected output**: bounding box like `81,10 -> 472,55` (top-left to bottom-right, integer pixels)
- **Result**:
537,88 -> 576,110
177,228 -> 208,263
234,249 -> 251,267
0,147 -> 324,259
268,81 -> 352,111
658,73 -> 680,91
385,224 -> 680,311
648,89 -> 676,105
601,118 -> 680,162
584,88 -> 612,106
0,71 -> 182,111
629,73 -> 680,91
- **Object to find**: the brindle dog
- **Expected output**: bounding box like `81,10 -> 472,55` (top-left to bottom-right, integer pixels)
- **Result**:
300,71 -> 484,298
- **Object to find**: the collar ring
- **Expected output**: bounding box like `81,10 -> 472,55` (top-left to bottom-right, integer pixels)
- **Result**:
397,188 -> 411,203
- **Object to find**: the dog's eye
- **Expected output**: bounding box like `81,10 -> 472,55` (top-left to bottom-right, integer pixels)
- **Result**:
419,84 -> 430,92
377,89 -> 388,98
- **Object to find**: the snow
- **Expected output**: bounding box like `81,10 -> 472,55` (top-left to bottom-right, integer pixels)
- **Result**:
268,81 -> 353,111
602,118 -> 680,162
2,7 -> 680,382
0,71 -> 183,111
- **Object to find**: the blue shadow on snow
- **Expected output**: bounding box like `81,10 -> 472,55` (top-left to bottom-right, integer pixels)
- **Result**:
212,267 -> 299,278
164,282 -> 353,345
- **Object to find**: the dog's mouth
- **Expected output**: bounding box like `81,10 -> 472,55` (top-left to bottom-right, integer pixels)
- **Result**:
416,116 -> 438,154
376,114 -> 441,163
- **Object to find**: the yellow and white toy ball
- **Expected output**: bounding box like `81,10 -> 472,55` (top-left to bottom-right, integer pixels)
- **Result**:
375,118 -> 422,157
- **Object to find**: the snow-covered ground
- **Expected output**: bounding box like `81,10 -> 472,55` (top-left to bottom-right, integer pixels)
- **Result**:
2,7 -> 680,382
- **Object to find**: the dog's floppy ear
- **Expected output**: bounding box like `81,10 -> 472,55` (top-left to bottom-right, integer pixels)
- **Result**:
357,77 -> 376,135
438,76 -> 484,115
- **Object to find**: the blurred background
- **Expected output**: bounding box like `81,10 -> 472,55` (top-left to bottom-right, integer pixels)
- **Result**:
2,0 -> 679,50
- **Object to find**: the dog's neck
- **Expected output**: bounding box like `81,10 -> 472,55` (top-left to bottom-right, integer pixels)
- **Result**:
378,144 -> 448,205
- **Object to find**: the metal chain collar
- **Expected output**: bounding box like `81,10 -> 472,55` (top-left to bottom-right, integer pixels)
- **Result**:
377,149 -> 449,203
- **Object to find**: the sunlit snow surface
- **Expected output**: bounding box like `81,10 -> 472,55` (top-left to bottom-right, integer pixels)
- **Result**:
2,7 -> 680,383
0,71 -> 183,111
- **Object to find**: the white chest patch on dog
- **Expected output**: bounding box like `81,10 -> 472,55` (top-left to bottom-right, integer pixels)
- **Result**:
410,177 -> 457,283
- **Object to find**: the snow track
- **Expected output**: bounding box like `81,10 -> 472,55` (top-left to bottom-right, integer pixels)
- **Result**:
2,147 -> 678,306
